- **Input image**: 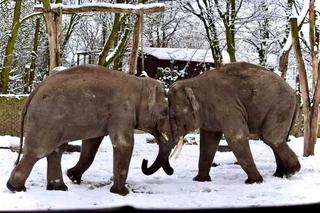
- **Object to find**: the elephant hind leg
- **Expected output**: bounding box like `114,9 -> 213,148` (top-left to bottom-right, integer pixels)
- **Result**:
225,131 -> 263,184
67,136 -> 104,184
7,155 -> 40,192
264,139 -> 300,177
261,115 -> 301,177
47,143 -> 69,191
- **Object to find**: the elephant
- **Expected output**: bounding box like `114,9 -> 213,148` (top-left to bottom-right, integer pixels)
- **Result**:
6,64 -> 174,196
162,62 -> 301,184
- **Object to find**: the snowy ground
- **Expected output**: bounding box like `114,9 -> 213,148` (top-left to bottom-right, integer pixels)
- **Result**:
0,133 -> 320,211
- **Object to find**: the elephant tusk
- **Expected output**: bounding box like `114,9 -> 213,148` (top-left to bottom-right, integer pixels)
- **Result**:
170,136 -> 184,159
161,132 -> 169,142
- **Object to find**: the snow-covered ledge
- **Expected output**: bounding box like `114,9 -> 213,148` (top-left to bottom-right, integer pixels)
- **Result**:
34,3 -> 165,14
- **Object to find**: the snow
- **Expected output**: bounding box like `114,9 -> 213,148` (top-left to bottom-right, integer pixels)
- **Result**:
0,94 -> 28,98
1,133 -> 320,211
143,47 -> 214,63
141,47 -> 238,64
34,3 -> 165,11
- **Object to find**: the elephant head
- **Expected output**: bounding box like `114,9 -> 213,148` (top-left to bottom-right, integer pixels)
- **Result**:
139,79 -> 175,176
167,82 -> 200,158
141,80 -> 202,175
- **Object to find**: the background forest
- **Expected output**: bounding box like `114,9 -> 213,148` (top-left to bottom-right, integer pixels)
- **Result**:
0,0 -> 319,155
0,0 -> 315,94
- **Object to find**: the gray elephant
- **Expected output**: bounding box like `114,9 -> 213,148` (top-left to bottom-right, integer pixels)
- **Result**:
6,65 -> 174,196
154,62 -> 300,183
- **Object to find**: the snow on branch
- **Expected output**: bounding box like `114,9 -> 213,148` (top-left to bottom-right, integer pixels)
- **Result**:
281,2 -> 310,53
34,3 -> 165,15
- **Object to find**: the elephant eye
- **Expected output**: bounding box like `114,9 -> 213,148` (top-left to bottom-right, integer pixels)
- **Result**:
169,109 -> 175,119
160,109 -> 168,117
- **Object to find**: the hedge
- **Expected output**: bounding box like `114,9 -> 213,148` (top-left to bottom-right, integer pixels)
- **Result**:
0,95 -> 317,138
0,95 -> 28,137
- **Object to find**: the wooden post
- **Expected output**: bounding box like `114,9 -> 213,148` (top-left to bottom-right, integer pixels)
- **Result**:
42,12 -> 61,72
43,9 -> 62,73
129,13 -> 142,75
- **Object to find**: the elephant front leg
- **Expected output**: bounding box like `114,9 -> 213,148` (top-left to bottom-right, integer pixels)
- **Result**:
193,130 -> 222,182
109,131 -> 134,196
47,144 -> 68,191
67,137 -> 104,184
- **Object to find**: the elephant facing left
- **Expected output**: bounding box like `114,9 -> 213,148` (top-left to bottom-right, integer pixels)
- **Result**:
6,65 -> 175,196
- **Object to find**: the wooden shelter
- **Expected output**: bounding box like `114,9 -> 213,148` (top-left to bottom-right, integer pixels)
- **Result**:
34,2 -> 165,74
136,47 -> 215,79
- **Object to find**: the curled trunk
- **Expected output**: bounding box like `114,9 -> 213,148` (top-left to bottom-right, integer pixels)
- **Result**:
141,136 -> 174,175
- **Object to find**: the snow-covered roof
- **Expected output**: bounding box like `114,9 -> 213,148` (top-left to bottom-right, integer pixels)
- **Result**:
141,47 -> 215,63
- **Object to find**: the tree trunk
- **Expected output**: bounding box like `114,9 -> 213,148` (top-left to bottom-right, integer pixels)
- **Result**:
309,0 -> 318,94
224,0 -> 236,62
183,1 -> 222,67
291,16 -> 317,156
279,47 -> 291,79
107,27 -> 131,71
308,0 -> 319,148
60,14 -> 80,59
0,0 -> 22,94
98,14 -> 121,66
23,17 -> 40,94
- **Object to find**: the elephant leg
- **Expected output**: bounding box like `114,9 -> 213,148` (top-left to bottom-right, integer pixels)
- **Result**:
271,143 -> 300,177
225,129 -> 263,184
67,136 -> 104,184
109,130 -> 134,196
264,140 -> 300,177
262,113 -> 301,177
7,155 -> 40,192
46,144 -> 68,191
269,147 -> 285,177
193,129 -> 222,182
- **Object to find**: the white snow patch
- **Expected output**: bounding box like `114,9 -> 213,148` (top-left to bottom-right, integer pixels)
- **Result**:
0,134 -> 319,210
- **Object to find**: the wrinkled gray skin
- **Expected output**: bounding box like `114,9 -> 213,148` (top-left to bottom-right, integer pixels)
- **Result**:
6,65 -> 174,196
167,62 -> 301,183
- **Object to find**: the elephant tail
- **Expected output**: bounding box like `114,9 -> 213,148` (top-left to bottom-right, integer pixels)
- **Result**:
15,86 -> 41,165
287,95 -> 299,141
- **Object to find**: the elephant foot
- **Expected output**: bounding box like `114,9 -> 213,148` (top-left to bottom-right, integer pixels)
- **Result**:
193,175 -> 211,182
245,176 -> 263,184
67,169 -> 82,184
273,169 -> 284,178
284,161 -> 301,177
110,185 -> 129,196
6,181 -> 26,192
274,161 -> 301,178
211,162 -> 219,167
47,180 -> 68,191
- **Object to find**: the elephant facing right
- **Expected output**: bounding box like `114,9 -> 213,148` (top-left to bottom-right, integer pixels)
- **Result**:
145,61 -> 301,184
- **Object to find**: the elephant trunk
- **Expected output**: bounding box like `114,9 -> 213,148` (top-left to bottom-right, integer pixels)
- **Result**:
141,133 -> 175,176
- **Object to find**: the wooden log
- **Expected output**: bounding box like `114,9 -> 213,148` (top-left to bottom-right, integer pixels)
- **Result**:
34,3 -> 165,15
43,11 -> 62,72
128,14 -> 142,75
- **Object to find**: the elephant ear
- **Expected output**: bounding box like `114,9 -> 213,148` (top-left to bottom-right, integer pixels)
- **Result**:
147,86 -> 157,112
184,87 -> 199,115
